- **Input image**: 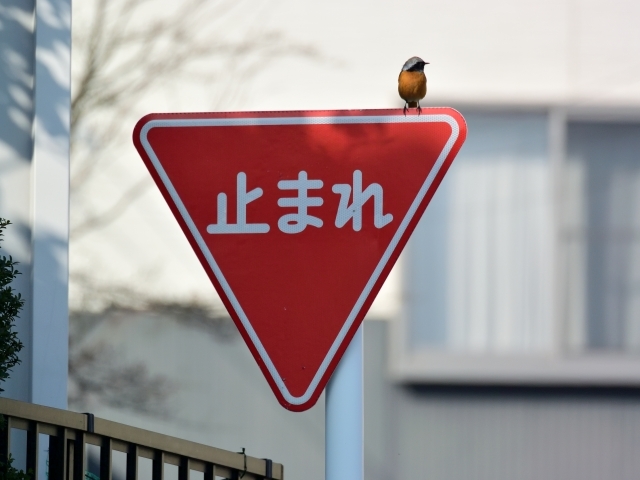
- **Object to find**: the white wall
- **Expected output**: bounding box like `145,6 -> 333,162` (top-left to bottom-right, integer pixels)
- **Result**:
252,0 -> 640,109
68,0 -> 640,321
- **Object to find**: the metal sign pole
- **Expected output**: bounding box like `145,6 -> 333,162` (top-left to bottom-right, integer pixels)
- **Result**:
325,324 -> 363,480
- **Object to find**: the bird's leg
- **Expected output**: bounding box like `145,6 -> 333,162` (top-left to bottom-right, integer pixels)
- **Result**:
403,103 -> 408,116
417,101 -> 422,116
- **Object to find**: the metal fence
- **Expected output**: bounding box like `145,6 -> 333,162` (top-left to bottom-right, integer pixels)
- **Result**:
0,397 -> 283,480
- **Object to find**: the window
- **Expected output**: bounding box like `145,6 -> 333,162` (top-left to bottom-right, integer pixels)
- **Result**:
391,109 -> 640,384
564,122 -> 640,353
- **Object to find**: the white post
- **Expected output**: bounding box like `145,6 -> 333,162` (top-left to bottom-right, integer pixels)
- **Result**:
325,324 -> 363,480
30,0 -> 71,409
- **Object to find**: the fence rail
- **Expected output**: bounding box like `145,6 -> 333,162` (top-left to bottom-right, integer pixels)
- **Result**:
0,397 -> 283,480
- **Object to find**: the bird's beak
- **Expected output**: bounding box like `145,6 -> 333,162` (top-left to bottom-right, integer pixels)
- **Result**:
424,62 -> 430,65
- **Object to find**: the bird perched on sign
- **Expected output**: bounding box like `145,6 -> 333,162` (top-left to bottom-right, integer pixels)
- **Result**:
398,56 -> 429,115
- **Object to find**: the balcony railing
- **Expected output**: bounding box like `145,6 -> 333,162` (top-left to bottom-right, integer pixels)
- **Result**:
0,397 -> 283,480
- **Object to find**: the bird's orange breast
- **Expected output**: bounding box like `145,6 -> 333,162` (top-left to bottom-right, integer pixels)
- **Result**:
398,71 -> 427,102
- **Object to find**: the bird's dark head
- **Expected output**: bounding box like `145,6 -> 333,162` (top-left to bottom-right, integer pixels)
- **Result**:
402,56 -> 429,72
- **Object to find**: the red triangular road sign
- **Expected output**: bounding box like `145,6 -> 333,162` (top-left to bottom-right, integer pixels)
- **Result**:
133,108 -> 466,411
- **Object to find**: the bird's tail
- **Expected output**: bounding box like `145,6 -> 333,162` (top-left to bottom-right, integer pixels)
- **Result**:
407,101 -> 418,108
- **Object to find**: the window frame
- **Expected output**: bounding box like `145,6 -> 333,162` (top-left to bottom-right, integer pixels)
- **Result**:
389,104 -> 640,385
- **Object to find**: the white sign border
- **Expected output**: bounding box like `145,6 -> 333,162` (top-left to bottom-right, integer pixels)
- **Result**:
139,114 -> 460,406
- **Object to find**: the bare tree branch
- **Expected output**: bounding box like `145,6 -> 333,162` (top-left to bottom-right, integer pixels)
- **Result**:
68,339 -> 171,415
71,177 -> 151,239
68,0 -> 330,412
70,0 -> 326,238
69,271 -> 235,339
68,302 -> 236,414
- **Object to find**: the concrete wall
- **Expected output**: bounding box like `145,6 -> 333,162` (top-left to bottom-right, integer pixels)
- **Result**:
366,321 -> 640,480
70,309 -> 640,480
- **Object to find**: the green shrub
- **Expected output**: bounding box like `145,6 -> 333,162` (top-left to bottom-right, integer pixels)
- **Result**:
0,219 -> 27,480
0,219 -> 24,392
0,446 -> 32,480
